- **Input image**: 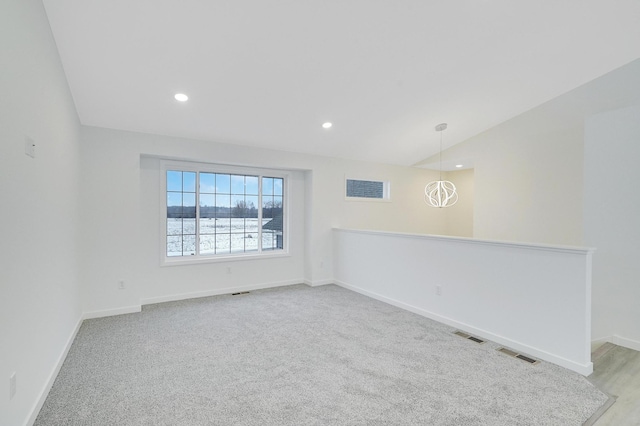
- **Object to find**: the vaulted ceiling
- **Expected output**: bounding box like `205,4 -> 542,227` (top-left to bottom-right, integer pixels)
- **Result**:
42,0 -> 640,166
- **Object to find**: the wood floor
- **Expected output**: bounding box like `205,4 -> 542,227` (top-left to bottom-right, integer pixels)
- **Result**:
589,343 -> 640,425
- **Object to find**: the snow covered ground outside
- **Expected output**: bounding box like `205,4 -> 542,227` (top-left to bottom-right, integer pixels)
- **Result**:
167,218 -> 279,256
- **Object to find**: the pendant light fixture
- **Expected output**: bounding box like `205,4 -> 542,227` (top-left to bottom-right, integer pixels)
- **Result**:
424,123 -> 458,208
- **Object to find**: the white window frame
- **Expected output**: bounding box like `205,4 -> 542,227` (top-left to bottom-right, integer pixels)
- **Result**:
344,176 -> 391,202
160,160 -> 290,266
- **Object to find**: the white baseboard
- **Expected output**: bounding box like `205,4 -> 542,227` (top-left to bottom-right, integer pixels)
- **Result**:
335,280 -> 593,376
591,335 -> 640,352
140,279 -> 303,305
303,279 -> 333,287
26,314 -> 83,426
612,335 -> 640,351
83,305 -> 142,320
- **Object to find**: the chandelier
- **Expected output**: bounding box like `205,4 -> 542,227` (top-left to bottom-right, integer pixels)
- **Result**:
424,123 -> 458,208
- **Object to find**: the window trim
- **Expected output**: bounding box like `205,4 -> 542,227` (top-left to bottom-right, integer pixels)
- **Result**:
160,160 -> 290,266
344,176 -> 391,202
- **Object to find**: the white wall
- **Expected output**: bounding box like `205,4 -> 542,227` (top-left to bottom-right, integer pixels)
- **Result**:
79,125 -> 452,313
0,1 -> 82,425
585,104 -> 640,348
442,118 -> 585,246
334,229 -> 595,375
437,59 -> 640,247
443,168 -> 474,237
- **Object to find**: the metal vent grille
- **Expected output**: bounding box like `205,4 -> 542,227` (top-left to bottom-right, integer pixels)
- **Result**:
516,354 -> 538,364
346,179 -> 384,199
497,347 -> 540,365
497,347 -> 519,357
453,330 -> 485,344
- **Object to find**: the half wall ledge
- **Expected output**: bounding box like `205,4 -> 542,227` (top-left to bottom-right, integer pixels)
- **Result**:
332,228 -> 595,375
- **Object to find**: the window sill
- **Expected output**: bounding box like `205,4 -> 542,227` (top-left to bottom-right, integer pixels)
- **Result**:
161,250 -> 291,267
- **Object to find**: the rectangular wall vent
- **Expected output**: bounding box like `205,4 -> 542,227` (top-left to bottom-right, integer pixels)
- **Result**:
497,347 -> 540,365
453,330 -> 485,344
346,179 -> 384,199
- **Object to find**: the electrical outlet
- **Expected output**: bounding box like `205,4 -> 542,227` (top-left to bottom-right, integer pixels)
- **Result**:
118,280 -> 125,290
9,372 -> 16,400
436,285 -> 442,296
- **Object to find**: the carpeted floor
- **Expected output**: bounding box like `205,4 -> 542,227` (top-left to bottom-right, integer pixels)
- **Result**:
35,284 -> 608,425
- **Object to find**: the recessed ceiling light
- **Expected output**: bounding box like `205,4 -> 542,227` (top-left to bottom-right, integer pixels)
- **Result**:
174,93 -> 188,102
455,164 -> 463,168
322,122 -> 332,129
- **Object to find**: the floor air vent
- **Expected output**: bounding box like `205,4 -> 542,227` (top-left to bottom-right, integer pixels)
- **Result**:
497,347 -> 540,365
453,331 -> 485,344
231,291 -> 250,296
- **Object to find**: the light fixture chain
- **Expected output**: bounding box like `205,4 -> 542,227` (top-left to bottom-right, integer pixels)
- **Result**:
439,129 -> 443,181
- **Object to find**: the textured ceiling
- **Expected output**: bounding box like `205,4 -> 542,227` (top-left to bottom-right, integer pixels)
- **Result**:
42,0 -> 640,166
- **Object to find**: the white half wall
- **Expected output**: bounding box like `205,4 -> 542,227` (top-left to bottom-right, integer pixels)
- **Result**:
333,228 -> 595,375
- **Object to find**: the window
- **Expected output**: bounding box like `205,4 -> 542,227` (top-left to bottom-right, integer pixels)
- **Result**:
163,161 -> 286,263
345,178 -> 390,201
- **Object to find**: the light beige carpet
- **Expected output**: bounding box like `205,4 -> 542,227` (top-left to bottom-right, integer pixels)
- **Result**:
36,284 -> 608,425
